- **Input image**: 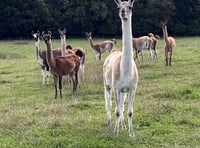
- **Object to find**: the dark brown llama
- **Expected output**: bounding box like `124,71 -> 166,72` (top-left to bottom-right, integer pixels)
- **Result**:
42,31 -> 80,98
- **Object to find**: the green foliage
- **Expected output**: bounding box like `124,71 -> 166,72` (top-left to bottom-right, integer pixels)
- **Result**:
0,0 -> 200,39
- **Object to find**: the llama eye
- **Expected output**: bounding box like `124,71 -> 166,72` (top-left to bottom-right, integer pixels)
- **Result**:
128,6 -> 132,9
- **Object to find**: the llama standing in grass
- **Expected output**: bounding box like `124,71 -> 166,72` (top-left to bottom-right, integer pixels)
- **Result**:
71,47 -> 87,81
151,34 -> 160,60
103,0 -> 138,137
132,35 -> 152,62
86,32 -> 116,62
42,31 -> 80,98
161,22 -> 176,66
32,31 -> 49,85
58,28 -> 75,56
58,28 -> 75,83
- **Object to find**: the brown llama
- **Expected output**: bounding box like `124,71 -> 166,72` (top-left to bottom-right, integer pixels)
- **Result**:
161,22 -> 176,66
71,47 -> 87,81
86,32 -> 116,63
65,40 -> 87,81
147,33 -> 160,60
42,31 -> 80,98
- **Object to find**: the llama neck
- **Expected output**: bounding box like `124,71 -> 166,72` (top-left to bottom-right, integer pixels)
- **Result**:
35,40 -> 41,59
121,18 -> 133,74
88,38 -> 94,48
162,26 -> 169,44
61,36 -> 66,56
46,39 -> 54,64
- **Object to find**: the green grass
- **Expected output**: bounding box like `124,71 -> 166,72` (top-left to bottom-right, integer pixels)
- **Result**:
0,37 -> 200,147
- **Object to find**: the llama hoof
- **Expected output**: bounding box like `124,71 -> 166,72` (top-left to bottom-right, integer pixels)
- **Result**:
114,128 -> 119,137
129,130 -> 135,137
122,125 -> 126,130
107,120 -> 111,128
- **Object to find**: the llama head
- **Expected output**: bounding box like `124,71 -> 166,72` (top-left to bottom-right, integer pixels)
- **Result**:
161,20 -> 168,28
114,0 -> 135,20
58,28 -> 66,39
42,31 -> 52,44
155,35 -> 160,39
86,32 -> 92,40
32,30 -> 40,42
148,33 -> 154,37
111,38 -> 117,45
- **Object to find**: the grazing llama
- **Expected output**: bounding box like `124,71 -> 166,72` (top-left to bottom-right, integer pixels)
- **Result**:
103,0 -> 138,137
161,22 -> 176,66
32,31 -> 60,85
86,32 -> 116,62
42,31 -> 80,98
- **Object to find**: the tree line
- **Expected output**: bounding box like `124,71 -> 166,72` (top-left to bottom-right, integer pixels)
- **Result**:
0,0 -> 200,39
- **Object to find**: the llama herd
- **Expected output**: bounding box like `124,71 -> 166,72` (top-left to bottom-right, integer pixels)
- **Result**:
32,0 -> 176,137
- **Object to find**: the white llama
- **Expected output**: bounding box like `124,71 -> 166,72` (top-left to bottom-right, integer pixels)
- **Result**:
103,0 -> 138,137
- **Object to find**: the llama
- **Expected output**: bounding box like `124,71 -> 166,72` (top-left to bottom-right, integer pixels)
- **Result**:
161,22 -> 176,66
65,39 -> 87,81
42,31 -> 80,98
32,31 -> 60,85
58,29 -> 86,80
71,47 -> 87,81
103,0 -> 138,137
151,34 -> 160,60
58,28 -> 75,83
86,32 -> 116,62
58,28 -> 75,56
132,35 -> 153,62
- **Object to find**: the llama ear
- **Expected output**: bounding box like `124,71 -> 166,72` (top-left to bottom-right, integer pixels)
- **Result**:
48,31 -> 52,36
63,28 -> 66,33
114,0 -> 120,7
58,28 -> 61,33
42,31 -> 45,38
130,0 -> 135,7
37,30 -> 40,36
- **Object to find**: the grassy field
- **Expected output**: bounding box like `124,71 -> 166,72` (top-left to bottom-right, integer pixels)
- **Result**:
0,36 -> 200,147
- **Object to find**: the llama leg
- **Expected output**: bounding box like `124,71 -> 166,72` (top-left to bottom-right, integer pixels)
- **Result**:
53,75 -> 58,98
127,89 -> 136,137
46,70 -> 50,85
165,50 -> 168,66
99,53 -> 102,61
80,64 -> 84,81
70,73 -> 76,93
58,76 -> 63,99
135,50 -> 139,62
169,51 -> 172,66
148,49 -> 152,61
153,49 -> 158,60
114,89 -> 122,136
104,85 -> 112,128
74,70 -> 79,90
41,69 -> 46,85
140,50 -> 144,62
120,93 -> 126,129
